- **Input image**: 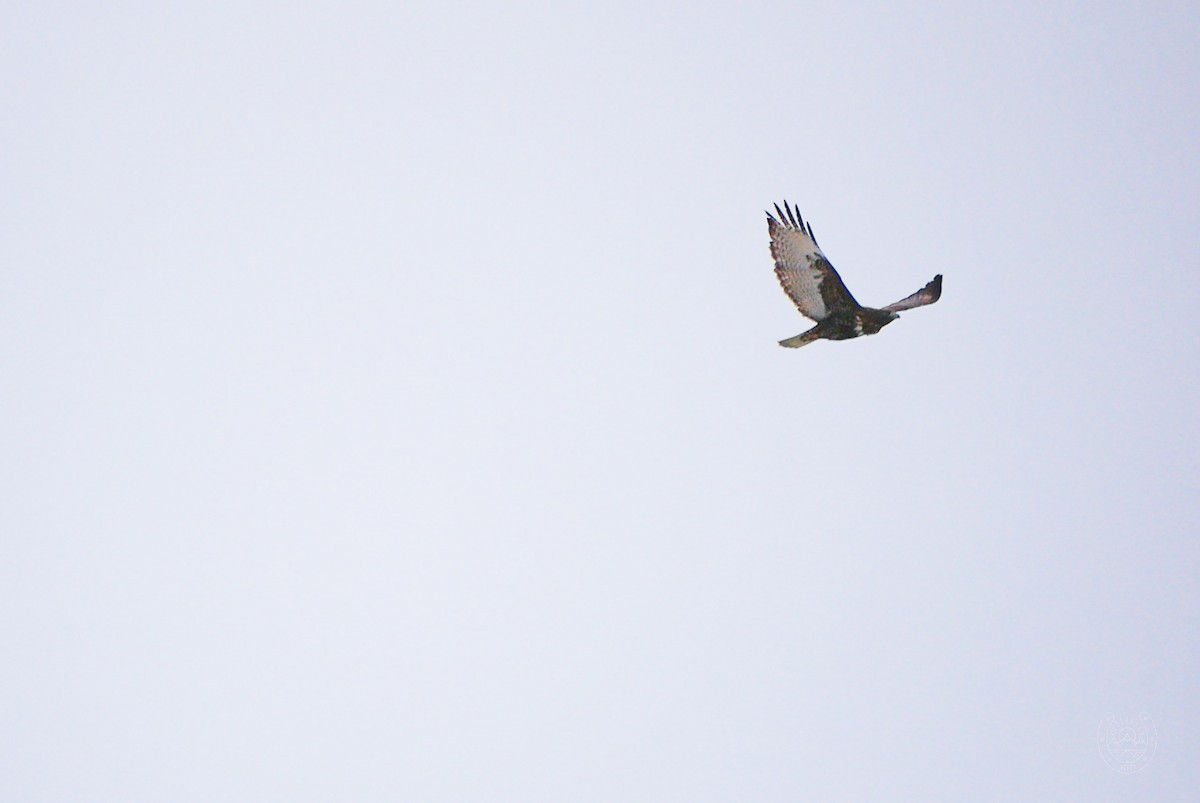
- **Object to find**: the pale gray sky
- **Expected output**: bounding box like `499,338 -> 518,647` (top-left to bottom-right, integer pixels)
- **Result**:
3,1 -> 1198,799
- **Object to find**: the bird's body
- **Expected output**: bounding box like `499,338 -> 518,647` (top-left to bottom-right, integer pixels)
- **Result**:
767,202 -> 942,348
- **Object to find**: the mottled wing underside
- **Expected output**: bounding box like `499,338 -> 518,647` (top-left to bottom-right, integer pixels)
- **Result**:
880,274 -> 944,313
767,202 -> 859,321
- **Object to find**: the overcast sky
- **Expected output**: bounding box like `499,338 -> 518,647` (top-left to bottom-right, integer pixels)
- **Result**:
3,1 -> 1198,799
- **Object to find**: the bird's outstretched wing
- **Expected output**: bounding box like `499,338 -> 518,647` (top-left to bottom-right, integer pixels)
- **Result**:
767,202 -> 858,321
880,274 -> 943,313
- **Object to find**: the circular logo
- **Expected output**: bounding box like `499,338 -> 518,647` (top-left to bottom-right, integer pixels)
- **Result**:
1097,712 -> 1157,773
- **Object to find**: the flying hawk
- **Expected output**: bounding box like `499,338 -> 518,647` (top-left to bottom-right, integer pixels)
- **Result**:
767,202 -> 942,348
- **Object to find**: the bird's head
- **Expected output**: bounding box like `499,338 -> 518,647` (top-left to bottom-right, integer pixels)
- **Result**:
875,311 -> 900,329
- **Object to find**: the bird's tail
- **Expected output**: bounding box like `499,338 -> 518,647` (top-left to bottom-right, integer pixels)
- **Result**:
778,327 -> 822,348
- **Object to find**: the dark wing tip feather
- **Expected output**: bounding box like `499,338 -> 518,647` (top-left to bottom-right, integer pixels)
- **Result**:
767,200 -> 819,244
928,274 -> 943,302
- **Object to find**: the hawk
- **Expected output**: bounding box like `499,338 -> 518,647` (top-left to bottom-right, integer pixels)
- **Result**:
767,201 -> 942,348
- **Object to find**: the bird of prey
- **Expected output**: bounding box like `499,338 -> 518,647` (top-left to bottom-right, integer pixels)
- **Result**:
767,201 -> 942,348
